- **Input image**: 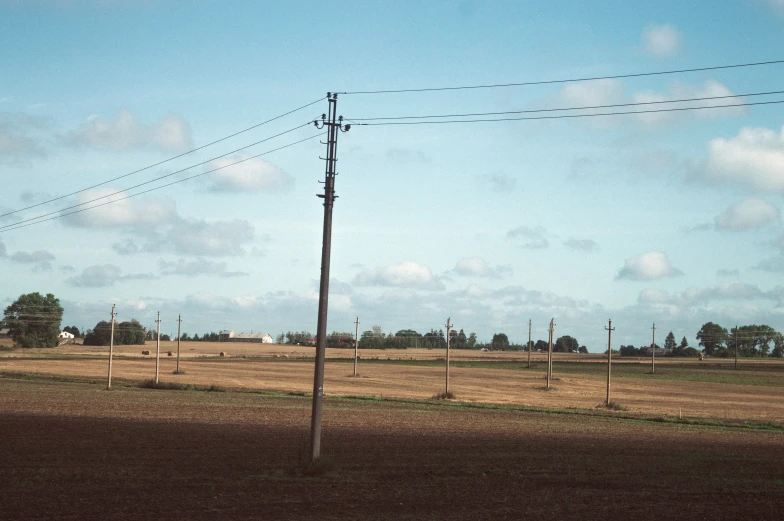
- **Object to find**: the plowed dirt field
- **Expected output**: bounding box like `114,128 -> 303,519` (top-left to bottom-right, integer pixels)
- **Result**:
1,377 -> 782,521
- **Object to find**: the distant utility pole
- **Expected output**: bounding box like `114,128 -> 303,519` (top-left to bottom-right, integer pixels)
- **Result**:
546,319 -> 554,389
445,317 -> 452,396
527,319 -> 532,369
155,312 -> 161,384
106,304 -> 116,390
605,319 -> 615,406
176,314 -> 182,374
734,325 -> 738,370
310,92 -> 350,463
353,316 -> 359,377
651,323 -> 656,374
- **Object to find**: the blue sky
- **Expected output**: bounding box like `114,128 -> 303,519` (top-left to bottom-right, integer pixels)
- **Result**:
2,0 -> 784,350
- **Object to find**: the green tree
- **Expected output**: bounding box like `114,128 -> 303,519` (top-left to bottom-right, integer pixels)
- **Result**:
696,322 -> 727,355
578,345 -> 588,354
467,332 -> 478,348
534,339 -> 548,352
3,292 -> 63,348
491,333 -> 510,351
664,331 -> 677,353
554,335 -> 579,353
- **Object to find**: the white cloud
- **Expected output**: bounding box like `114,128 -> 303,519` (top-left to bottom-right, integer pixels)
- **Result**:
165,218 -> 255,257
0,111 -> 47,160
617,251 -> 683,281
159,258 -> 248,277
564,237 -> 599,253
353,261 -> 445,290
753,256 -> 784,273
63,110 -> 192,152
506,226 -> 549,249
714,198 -> 779,230
10,249 -> 55,271
208,156 -> 293,192
61,189 -> 177,229
555,79 -> 740,127
67,264 -> 156,287
482,173 -> 517,192
642,23 -> 681,57
452,257 -> 511,278
703,126 -> 784,193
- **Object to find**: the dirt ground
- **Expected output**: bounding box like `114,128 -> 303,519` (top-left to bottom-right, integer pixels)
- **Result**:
1,350 -> 783,423
1,377 -> 782,521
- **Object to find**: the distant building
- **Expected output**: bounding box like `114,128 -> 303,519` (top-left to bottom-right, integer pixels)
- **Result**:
218,330 -> 273,343
58,331 -> 75,339
0,328 -> 10,337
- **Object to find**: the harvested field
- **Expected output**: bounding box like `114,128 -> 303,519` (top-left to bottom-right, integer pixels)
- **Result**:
1,376 -> 782,521
1,347 -> 783,423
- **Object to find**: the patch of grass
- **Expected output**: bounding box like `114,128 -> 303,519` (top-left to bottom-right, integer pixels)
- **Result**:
172,369 -> 185,375
536,386 -> 557,391
0,345 -> 14,352
432,391 -> 456,400
138,379 -> 189,390
302,457 -> 337,477
598,402 -> 627,411
137,380 -> 225,392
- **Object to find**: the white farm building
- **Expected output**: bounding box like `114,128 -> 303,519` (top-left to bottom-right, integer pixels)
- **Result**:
218,331 -> 273,343
58,331 -> 75,339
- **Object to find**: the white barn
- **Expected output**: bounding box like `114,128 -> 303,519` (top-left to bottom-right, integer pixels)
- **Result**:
218,331 -> 273,343
58,331 -> 75,339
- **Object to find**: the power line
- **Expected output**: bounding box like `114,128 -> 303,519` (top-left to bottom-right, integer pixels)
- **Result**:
350,99 -> 784,126
0,132 -> 324,233
0,97 -> 324,220
341,59 -> 784,95
0,122 -> 316,232
347,88 -> 784,121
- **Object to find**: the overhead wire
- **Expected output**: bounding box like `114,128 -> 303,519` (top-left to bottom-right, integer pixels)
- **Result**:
349,99 -> 784,126
0,122 -> 318,232
0,96 -> 325,220
340,59 -> 784,95
0,131 -> 325,233
346,88 -> 784,121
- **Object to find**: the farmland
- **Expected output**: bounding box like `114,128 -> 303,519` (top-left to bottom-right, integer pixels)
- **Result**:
1,375 -> 783,520
2,341 -> 783,519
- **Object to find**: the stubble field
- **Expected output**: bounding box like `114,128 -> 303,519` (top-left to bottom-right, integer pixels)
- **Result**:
1,340 -> 783,520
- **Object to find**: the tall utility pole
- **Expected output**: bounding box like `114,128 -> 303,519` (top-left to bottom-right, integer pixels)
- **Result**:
651,323 -> 656,374
155,312 -> 161,384
106,304 -> 116,390
605,319 -> 615,406
353,316 -> 359,377
734,325 -> 738,370
176,314 -> 182,374
310,93 -> 350,463
445,317 -> 452,396
546,319 -> 554,389
527,319 -> 532,369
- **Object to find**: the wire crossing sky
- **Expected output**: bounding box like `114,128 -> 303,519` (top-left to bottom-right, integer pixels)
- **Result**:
2,0 -> 784,351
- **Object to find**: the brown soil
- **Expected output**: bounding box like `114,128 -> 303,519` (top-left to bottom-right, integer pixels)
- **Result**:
1,377 -> 782,521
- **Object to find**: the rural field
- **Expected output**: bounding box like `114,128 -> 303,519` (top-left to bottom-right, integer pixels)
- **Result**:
2,341 -> 783,519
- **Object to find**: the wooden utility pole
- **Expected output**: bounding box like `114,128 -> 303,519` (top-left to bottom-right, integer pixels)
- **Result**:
605,319 -> 615,406
651,323 -> 656,374
546,319 -> 554,389
734,325 -> 738,370
310,93 -> 349,463
353,316 -> 359,377
527,319 -> 532,369
106,304 -> 116,390
445,317 -> 452,396
176,314 -> 182,374
155,312 -> 161,384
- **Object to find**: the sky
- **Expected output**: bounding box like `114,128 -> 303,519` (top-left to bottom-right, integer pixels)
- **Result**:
1,0 -> 784,351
